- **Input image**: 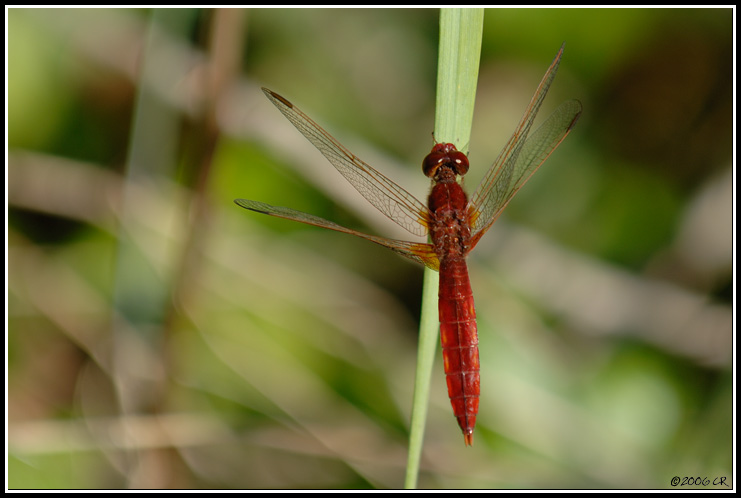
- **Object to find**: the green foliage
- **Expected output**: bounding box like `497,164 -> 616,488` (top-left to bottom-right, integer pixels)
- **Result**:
8,7 -> 732,490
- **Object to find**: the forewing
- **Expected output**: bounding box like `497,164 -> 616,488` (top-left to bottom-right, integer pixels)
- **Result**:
262,88 -> 431,237
469,100 -> 581,245
468,45 -> 581,245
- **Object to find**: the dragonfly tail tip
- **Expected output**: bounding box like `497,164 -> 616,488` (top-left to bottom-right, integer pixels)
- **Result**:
464,431 -> 474,446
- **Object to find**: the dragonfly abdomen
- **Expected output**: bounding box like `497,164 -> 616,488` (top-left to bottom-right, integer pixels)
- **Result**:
438,257 -> 480,446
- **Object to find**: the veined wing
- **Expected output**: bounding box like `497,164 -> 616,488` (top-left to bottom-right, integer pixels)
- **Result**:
235,199 -> 440,271
467,45 -> 582,247
262,88 -> 431,237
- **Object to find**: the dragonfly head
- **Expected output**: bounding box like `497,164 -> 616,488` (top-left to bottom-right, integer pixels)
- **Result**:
422,143 -> 470,179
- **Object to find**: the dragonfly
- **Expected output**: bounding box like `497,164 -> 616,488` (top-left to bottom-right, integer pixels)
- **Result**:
236,45 -> 582,446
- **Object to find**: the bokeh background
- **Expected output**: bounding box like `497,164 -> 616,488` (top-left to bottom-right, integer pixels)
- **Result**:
7,7 -> 733,489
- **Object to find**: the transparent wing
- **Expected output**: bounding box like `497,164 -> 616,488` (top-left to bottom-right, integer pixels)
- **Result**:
468,45 -> 582,247
235,199 -> 440,271
262,88 -> 431,237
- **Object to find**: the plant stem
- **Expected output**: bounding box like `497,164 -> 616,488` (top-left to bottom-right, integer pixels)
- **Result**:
404,7 -> 483,489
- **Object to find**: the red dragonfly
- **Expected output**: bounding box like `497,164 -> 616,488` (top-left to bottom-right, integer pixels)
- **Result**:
236,45 -> 581,446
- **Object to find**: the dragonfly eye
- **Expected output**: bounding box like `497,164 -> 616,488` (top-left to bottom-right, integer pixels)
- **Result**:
423,147 -> 470,178
422,152 -> 445,178
450,151 -> 470,175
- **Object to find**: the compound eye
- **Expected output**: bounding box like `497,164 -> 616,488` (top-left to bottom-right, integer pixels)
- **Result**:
422,152 -> 445,178
422,143 -> 470,178
450,151 -> 469,175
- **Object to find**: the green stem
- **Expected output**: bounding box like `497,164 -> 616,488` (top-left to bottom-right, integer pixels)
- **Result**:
404,8 -> 483,489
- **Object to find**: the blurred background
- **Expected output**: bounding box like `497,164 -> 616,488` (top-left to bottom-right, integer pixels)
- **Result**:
7,7 -> 733,489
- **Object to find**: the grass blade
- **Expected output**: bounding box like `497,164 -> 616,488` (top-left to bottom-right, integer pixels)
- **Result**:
404,7 -> 483,489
